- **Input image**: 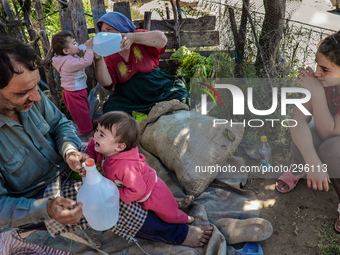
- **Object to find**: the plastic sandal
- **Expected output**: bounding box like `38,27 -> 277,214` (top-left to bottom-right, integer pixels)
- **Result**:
216,218 -> 273,244
335,203 -> 340,232
235,242 -> 263,255
275,171 -> 306,194
239,139 -> 261,160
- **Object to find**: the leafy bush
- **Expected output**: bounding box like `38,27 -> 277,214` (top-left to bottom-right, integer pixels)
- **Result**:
30,0 -> 98,39
170,46 -> 215,79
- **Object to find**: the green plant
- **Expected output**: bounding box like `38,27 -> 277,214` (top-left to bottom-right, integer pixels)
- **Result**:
30,0 -> 61,38
316,222 -> 340,255
170,46 -> 223,90
131,1 -> 143,20
83,1 -> 95,29
30,0 -> 97,39
150,8 -> 166,20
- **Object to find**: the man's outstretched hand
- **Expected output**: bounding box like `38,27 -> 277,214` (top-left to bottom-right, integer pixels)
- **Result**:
47,197 -> 83,225
65,150 -> 89,174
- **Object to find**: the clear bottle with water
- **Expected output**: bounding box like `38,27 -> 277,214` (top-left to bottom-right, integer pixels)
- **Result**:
78,44 -> 87,52
259,135 -> 272,172
77,158 -> 120,231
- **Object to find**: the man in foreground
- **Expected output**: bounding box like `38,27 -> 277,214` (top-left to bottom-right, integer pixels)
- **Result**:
0,35 -> 213,247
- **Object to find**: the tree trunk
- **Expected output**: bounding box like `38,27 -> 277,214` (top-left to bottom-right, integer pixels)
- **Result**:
2,0 -> 22,39
69,0 -> 96,89
58,0 -> 72,31
32,0 -> 61,109
235,0 -> 249,77
20,0 -> 36,41
69,0 -> 88,46
90,0 -> 106,33
168,0 -> 182,49
11,0 -> 28,42
255,0 -> 286,77
228,7 -> 242,77
56,0 -> 73,91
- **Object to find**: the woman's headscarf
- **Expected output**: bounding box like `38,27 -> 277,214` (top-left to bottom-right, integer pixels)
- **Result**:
96,12 -> 136,33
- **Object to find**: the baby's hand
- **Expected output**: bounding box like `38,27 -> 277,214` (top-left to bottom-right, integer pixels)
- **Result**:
85,39 -> 93,50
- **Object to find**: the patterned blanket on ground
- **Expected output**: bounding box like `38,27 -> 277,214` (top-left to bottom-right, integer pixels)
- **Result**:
0,230 -> 71,255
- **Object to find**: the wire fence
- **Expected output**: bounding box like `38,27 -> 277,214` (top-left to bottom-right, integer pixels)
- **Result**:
198,0 -> 337,72
1,0 -> 337,120
187,0 -> 338,120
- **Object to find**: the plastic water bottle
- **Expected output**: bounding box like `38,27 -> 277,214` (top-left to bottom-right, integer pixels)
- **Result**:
259,135 -> 272,172
92,32 -> 122,57
77,158 -> 120,231
78,44 -> 87,52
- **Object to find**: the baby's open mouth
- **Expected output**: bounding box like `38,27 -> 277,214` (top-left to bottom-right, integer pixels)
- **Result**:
95,142 -> 100,147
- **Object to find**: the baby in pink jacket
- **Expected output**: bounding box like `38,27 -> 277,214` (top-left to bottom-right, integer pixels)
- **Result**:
85,111 -> 194,224
52,31 -> 94,140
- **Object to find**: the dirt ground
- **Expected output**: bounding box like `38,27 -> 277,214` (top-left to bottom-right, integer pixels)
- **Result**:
131,0 -> 340,253
244,176 -> 338,255
235,134 -> 340,255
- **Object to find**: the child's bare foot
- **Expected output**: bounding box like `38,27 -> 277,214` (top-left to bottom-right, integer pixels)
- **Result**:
181,225 -> 213,247
178,195 -> 194,209
187,215 -> 194,224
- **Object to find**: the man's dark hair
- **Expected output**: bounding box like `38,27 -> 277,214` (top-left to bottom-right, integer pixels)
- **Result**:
98,111 -> 140,152
0,35 -> 39,89
51,30 -> 75,56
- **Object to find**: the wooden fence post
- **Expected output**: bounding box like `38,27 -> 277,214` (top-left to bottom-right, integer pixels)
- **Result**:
90,0 -> 106,33
144,11 -> 152,31
69,0 -> 96,89
113,2 -> 131,20
166,6 -> 170,20
32,0 -> 61,109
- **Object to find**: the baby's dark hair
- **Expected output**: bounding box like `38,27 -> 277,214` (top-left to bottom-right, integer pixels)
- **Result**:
98,111 -> 140,151
51,30 -> 75,56
317,31 -> 340,67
